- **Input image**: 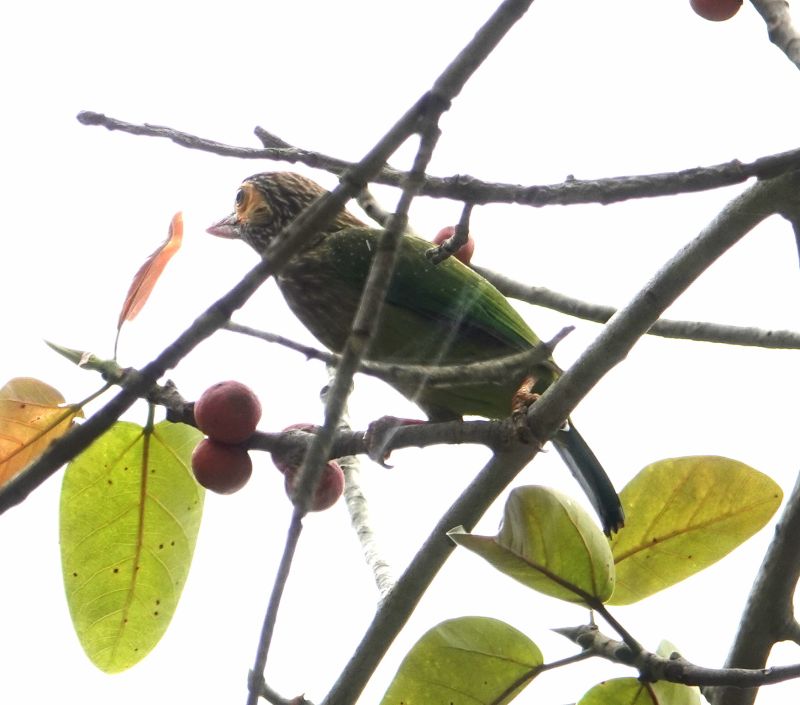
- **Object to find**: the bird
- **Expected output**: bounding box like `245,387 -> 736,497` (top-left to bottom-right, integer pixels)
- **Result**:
207,171 -> 624,534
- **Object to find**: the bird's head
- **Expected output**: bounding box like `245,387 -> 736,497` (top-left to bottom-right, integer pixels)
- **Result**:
207,171 -> 363,252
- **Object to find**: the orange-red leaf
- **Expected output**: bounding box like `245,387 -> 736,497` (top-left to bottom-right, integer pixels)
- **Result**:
0,377 -> 82,487
117,212 -> 184,328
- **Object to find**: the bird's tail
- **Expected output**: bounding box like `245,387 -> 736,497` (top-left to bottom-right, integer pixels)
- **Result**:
552,423 -> 624,535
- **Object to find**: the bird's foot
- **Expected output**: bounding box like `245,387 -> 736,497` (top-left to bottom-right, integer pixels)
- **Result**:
511,375 -> 543,445
365,416 -> 426,466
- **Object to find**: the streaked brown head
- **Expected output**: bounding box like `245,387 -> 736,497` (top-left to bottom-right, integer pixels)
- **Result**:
207,171 -> 364,252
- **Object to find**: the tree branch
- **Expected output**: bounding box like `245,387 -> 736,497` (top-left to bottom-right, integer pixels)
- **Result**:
322,369 -> 395,599
77,109 -> 800,208
557,624 -> 800,688
247,509 -> 305,705
321,445 -> 538,705
520,170 -> 800,442
224,321 -> 572,386
3,57 -> 449,518
750,0 -> 800,70
473,266 -> 800,349
317,114 -> 800,705
708,471 -> 800,705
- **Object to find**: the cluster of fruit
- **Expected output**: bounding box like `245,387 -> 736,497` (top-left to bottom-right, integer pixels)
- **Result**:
190,381 -> 344,511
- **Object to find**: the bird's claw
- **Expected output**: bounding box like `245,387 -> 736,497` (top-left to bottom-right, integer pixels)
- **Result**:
364,416 -> 426,466
511,375 -> 543,445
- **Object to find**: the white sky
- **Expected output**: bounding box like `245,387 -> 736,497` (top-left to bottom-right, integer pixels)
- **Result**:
2,1 -> 800,704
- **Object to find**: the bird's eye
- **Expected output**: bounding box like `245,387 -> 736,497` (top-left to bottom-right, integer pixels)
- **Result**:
235,188 -> 246,208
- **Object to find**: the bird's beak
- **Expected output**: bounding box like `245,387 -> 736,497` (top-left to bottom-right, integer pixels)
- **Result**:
206,213 -> 240,239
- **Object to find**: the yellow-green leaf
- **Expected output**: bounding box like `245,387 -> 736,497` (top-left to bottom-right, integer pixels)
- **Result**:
609,456 -> 782,605
578,677 -> 700,705
654,641 -> 702,705
380,616 -> 542,705
0,377 -> 82,487
60,420 -> 204,672
449,486 -> 614,604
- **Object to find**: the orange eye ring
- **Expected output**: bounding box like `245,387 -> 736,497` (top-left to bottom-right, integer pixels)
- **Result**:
234,182 -> 271,224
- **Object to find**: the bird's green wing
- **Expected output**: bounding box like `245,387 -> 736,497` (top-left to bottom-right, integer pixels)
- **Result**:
322,228 -> 540,363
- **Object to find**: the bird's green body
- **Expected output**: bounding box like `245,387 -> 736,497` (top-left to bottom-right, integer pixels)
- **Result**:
277,226 -> 554,420
208,171 -> 624,533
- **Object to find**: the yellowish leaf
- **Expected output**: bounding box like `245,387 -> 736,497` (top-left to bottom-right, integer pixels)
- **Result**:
609,456 -> 782,605
0,377 -> 82,487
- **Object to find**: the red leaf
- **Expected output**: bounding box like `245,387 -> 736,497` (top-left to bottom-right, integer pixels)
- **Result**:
117,212 -> 184,328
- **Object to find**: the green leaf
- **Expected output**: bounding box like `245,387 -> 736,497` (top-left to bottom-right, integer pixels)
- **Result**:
379,616 -> 542,705
578,678 -> 651,705
608,456 -> 782,605
654,641 -> 702,705
578,677 -> 699,705
449,486 -> 614,604
60,420 -> 204,672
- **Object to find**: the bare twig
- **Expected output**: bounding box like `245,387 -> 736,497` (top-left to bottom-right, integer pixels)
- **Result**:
557,624 -> 800,688
521,171 -> 800,441
78,109 -> 800,207
252,418 -> 506,461
224,320 -> 572,387
247,509 -> 304,705
2,339 -> 514,490
339,452 -> 396,599
260,682 -> 312,705
322,368 -> 395,599
426,202 -> 474,263
222,323 -> 335,363
751,0 -> 800,70
473,266 -> 800,349
354,187 -> 393,226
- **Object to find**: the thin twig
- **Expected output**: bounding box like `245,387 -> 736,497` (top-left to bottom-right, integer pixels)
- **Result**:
339,453 -> 396,599
592,603 -> 644,656
78,109 -> 800,207
521,171 -> 800,440
354,187 -> 393,226
426,202 -> 474,264
557,624 -> 800,688
224,320 -> 572,386
251,418 -> 507,461
247,509 -> 304,705
322,368 -> 395,599
473,266 -> 800,349
260,682 -> 312,705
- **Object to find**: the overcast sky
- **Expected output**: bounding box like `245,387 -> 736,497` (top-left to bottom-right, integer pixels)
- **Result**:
3,2 -> 800,704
